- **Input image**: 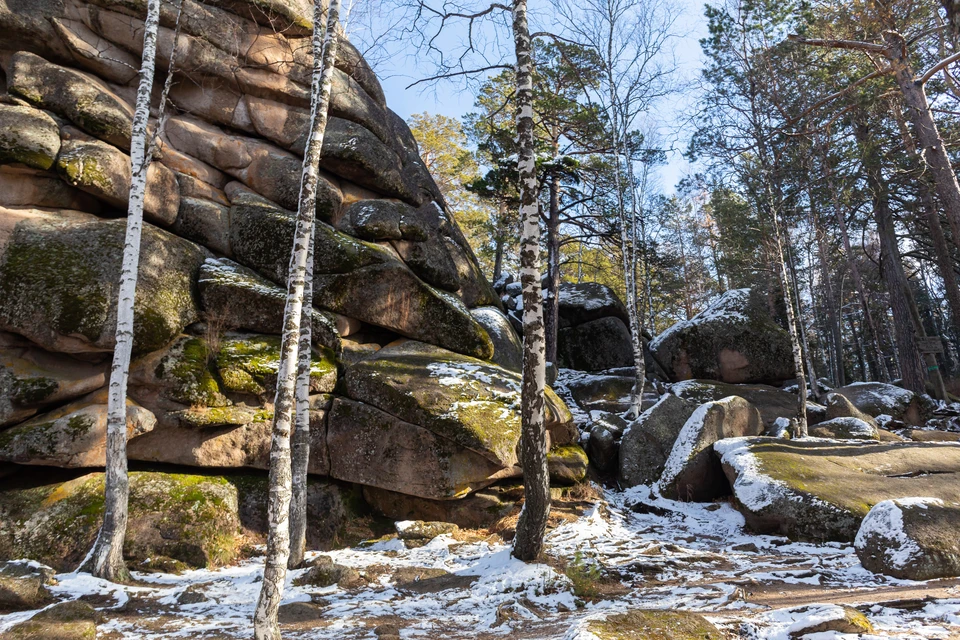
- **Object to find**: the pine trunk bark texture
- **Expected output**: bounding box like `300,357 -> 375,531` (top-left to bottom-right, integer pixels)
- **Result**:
884,32 -> 960,253
854,120 -> 927,395
511,0 -> 550,563
80,0 -> 161,583
772,207 -> 808,436
253,0 -> 340,635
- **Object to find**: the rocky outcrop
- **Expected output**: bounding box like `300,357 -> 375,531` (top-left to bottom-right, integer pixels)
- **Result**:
0,0 -> 581,554
619,394 -> 698,488
855,497 -> 960,580
658,396 -> 763,501
669,379 -> 801,430
832,382 -> 924,426
650,288 -> 795,384
715,437 -> 960,541
809,417 -> 879,440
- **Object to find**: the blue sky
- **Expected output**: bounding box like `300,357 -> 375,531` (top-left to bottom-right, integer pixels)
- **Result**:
358,0 -> 710,195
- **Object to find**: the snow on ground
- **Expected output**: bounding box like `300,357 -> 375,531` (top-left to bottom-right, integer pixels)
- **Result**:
3,489 -> 959,638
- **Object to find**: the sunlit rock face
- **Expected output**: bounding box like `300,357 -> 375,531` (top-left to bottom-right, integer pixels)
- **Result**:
0,0 -> 580,540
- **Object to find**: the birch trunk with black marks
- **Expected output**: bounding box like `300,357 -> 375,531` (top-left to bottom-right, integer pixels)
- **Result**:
254,0 -> 341,635
544,170 -> 561,367
511,0 -> 549,563
787,241 -> 819,401
79,0 -> 161,583
623,160 -> 647,419
288,226 -> 315,570
770,202 -> 808,437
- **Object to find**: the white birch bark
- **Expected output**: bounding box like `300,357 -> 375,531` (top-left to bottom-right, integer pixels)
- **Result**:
288,225 -> 314,570
253,0 -> 341,635
79,0 -> 162,583
770,204 -> 808,437
510,0 -> 550,563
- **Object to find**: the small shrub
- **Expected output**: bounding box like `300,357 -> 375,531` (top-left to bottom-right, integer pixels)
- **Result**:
565,551 -> 603,600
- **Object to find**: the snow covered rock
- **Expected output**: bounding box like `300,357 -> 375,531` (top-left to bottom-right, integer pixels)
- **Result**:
833,382 -> 924,426
772,604 -> 873,638
395,520 -> 459,541
824,392 -> 879,429
669,379 -> 802,430
558,369 -> 655,415
619,394 -> 699,488
649,288 -> 795,384
470,307 -> 522,372
557,282 -> 630,327
716,437 -> 960,541
343,341 -> 576,470
0,561 -> 55,611
855,497 -> 960,580
809,416 -> 879,440
658,396 -> 763,501
4,600 -> 98,639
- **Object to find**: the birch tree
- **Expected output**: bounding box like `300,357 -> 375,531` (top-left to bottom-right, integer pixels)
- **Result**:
254,0 -> 341,634
510,0 -> 550,562
79,0 -> 163,583
554,0 -> 681,419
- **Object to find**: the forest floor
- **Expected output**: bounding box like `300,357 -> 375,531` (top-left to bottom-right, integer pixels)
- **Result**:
2,487 -> 958,639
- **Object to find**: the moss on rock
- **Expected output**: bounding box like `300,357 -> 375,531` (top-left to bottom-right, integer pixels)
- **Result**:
587,609 -> 721,639
216,333 -> 337,396
0,213 -> 206,355
0,104 -> 60,170
0,471 -> 243,571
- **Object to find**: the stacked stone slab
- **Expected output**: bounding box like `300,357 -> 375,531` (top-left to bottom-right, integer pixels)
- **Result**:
0,0 -> 580,554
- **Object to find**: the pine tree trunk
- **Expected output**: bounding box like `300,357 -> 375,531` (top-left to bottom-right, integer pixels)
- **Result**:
544,172 -> 561,366
889,99 -> 960,342
288,226 -> 315,570
493,201 -> 506,283
823,146 -> 888,382
809,191 -> 844,386
786,241 -> 819,400
511,0 -> 549,563
854,120 -> 926,395
884,32 -> 960,253
79,0 -> 161,583
253,0 -> 340,635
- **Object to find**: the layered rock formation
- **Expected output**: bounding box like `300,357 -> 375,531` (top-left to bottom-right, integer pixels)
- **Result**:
0,0 -> 581,553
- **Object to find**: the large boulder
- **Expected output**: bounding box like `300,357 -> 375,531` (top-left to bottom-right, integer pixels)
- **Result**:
197,257 -> 341,353
825,392 -> 879,429
0,104 -> 60,171
558,316 -> 634,372
0,333 -> 108,428
0,561 -> 55,611
0,210 -> 207,354
362,484 -> 516,529
0,388 -> 155,467
227,191 -> 493,359
832,382 -> 924,426
658,396 -> 764,501
669,379 -> 799,430
327,397 -> 508,500
649,288 -> 794,384
809,417 -> 879,440
342,341 -> 576,471
855,497 -> 960,580
619,393 -> 699,488
557,281 -> 630,326
0,470 -> 243,571
470,307 -> 521,372
715,437 -> 960,541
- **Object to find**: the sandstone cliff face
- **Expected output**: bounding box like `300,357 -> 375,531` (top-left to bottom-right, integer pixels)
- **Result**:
0,0 -> 579,529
